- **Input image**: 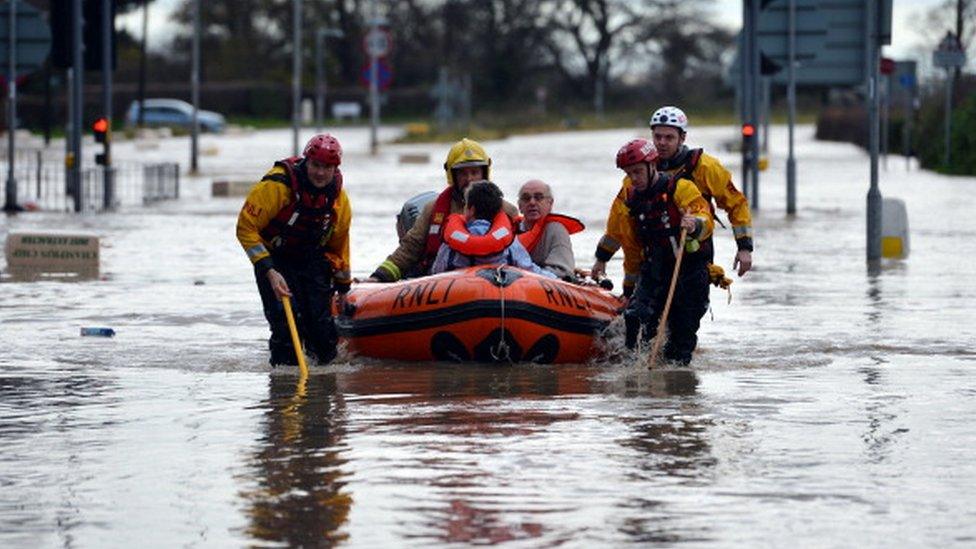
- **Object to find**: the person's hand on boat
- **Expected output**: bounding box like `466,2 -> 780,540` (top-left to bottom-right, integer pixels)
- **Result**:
591,259 -> 607,280
267,269 -> 292,299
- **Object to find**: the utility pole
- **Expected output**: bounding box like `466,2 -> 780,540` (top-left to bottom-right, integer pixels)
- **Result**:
316,28 -> 343,133
101,0 -> 114,210
4,0 -> 17,212
190,0 -> 200,173
292,0 -> 302,156
70,0 -> 83,212
866,0 -> 882,263
786,0 -> 797,215
137,0 -> 147,127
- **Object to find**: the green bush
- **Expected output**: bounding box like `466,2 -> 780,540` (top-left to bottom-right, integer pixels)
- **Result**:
914,77 -> 976,175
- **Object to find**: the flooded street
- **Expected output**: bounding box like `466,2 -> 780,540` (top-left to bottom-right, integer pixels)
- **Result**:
2,126 -> 975,546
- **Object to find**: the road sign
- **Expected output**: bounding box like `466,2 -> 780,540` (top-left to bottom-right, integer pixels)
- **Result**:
933,32 -> 967,68
748,0 -> 893,86
0,0 -> 51,77
364,28 -> 392,57
360,58 -> 393,90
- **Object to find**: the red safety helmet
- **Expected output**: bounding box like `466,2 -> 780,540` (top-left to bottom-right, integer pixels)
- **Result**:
303,134 -> 342,165
615,138 -> 658,169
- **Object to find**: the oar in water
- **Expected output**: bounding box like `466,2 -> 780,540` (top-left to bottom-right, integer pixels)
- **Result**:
281,295 -> 309,376
646,227 -> 688,370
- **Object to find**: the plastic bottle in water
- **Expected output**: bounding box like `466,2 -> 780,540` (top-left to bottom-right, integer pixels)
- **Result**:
80,327 -> 116,337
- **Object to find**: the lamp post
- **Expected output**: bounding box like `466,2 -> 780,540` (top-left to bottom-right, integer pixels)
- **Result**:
315,28 -> 343,132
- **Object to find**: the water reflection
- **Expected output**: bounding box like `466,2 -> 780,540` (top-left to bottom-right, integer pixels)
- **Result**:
240,373 -> 351,546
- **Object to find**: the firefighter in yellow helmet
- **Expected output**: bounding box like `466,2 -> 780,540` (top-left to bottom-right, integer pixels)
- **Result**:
369,138 -> 518,281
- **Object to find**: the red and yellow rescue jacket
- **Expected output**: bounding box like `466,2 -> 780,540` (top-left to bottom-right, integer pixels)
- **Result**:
236,158 -> 352,287
595,174 -> 712,294
658,147 -> 753,251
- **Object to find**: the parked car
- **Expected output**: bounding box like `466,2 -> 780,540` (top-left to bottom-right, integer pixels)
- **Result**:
125,98 -> 226,133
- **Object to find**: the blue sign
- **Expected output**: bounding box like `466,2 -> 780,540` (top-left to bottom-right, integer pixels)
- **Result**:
360,58 -> 393,90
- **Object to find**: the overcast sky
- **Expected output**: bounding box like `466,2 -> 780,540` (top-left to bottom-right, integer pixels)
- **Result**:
119,0 -> 957,65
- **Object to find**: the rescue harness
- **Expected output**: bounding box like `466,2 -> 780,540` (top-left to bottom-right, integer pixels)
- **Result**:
259,157 -> 343,257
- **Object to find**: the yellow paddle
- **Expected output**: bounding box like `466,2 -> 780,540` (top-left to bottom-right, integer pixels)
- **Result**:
281,295 -> 309,376
647,227 -> 688,370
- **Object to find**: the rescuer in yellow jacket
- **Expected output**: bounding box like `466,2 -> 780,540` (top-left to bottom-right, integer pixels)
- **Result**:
591,139 -> 714,363
368,138 -> 517,282
236,134 -> 351,366
649,105 -> 753,276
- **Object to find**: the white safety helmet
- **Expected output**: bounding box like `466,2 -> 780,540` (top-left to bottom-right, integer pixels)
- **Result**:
649,106 -> 688,133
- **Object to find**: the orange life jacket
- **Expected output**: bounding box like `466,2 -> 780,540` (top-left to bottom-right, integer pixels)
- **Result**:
516,213 -> 584,252
442,210 -> 515,257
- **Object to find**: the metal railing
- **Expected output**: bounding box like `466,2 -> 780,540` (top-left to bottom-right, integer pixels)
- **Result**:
2,149 -> 180,212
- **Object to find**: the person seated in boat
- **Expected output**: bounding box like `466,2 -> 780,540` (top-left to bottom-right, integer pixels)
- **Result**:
590,139 -> 713,364
515,179 -> 582,281
430,180 -> 558,278
369,138 -> 519,282
236,133 -> 351,367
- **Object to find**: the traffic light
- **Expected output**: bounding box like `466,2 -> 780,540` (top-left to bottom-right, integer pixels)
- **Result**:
741,123 -> 756,138
93,117 -> 110,166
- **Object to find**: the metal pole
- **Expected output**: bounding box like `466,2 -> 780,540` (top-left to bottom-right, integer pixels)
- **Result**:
749,0 -> 760,209
315,29 -> 323,132
740,5 -> 750,201
190,0 -> 200,173
904,75 -> 912,171
866,0 -> 882,263
102,0 -> 114,210
786,0 -> 797,215
882,72 -> 890,170
137,0 -> 147,127
292,0 -> 302,156
761,77 -> 770,154
4,0 -> 17,211
944,68 -> 953,168
369,18 -> 379,155
71,0 -> 83,212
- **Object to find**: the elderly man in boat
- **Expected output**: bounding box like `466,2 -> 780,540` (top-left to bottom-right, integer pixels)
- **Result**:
369,138 -> 518,282
514,179 -> 582,281
430,180 -> 557,277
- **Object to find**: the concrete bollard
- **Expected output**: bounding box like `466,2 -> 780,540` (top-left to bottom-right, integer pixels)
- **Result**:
881,197 -> 910,259
398,152 -> 431,164
4,231 -> 100,280
212,180 -> 255,197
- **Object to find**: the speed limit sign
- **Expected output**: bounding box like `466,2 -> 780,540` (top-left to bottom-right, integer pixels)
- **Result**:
364,28 -> 392,57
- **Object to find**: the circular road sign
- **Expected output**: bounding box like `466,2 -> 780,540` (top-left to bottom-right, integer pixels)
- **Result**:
364,28 -> 391,57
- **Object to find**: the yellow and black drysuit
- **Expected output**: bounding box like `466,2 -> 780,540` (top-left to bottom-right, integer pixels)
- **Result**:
657,146 -> 753,257
236,157 -> 351,365
595,172 -> 714,363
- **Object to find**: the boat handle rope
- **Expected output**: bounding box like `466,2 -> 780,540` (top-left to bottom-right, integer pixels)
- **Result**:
490,265 -> 512,362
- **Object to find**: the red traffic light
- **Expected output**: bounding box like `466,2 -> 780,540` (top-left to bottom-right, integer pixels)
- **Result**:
92,117 -> 109,133
880,57 -> 895,75
741,123 -> 756,137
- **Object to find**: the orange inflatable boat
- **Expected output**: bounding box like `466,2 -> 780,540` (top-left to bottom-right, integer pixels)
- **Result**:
336,265 -> 621,363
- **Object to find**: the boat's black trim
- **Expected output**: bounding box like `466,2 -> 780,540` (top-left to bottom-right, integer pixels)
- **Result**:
336,299 -> 609,338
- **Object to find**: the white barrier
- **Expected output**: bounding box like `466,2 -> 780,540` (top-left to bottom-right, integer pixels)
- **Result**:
881,197 -> 910,259
332,102 -> 362,120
